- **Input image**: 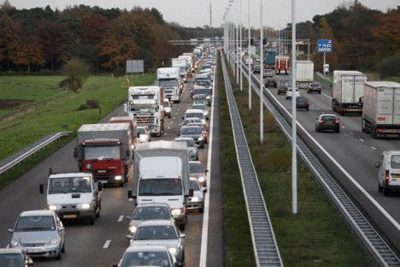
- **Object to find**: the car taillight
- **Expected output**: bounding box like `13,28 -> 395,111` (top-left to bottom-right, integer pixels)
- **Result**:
318,120 -> 325,124
385,170 -> 390,184
335,119 -> 340,124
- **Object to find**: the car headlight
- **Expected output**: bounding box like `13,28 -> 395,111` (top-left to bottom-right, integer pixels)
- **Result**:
198,177 -> 206,183
115,175 -> 122,181
198,136 -> 204,141
86,164 -> 92,169
10,239 -> 21,247
168,247 -> 178,256
191,197 -> 199,202
171,208 -> 184,216
48,205 -> 58,211
129,225 -> 137,234
81,203 -> 91,210
47,238 -> 59,246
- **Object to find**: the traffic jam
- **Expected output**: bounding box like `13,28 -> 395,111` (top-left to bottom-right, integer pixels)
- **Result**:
2,45 -> 217,267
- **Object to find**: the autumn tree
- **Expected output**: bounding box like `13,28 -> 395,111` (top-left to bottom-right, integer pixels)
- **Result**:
371,9 -> 400,59
0,13 -> 24,70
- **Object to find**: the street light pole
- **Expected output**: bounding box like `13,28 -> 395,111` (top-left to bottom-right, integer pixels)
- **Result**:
259,0 -> 263,143
248,0 -> 251,110
239,0 -> 243,91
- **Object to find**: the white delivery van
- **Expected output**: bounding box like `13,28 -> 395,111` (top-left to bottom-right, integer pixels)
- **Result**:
376,150 -> 400,196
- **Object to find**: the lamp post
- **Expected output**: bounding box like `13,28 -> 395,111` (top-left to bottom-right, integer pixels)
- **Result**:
259,0 -> 263,143
239,0 -> 243,91
248,0 -> 252,110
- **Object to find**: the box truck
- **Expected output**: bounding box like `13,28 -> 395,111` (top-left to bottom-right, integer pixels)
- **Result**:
157,67 -> 182,103
296,60 -> 314,89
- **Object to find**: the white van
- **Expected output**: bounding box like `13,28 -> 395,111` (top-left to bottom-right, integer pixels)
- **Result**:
376,150 -> 400,196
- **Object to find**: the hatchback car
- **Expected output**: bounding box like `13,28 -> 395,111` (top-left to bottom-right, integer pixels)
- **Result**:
286,87 -> 300,100
0,247 -> 33,267
129,220 -> 185,265
163,98 -> 172,118
113,245 -> 179,267
191,103 -> 209,120
179,126 -> 205,149
315,114 -> 340,133
193,94 -> 210,106
265,78 -> 277,88
189,161 -> 208,188
175,137 -> 198,160
277,82 -> 289,95
187,123 -> 208,144
308,82 -> 322,94
8,210 -> 65,260
187,178 -> 206,213
127,203 -> 174,235
296,96 -> 310,111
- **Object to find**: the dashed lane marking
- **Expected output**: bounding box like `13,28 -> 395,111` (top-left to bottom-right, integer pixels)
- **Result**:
117,215 -> 124,222
103,240 -> 111,249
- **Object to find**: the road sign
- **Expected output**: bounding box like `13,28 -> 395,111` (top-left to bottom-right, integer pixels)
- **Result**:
317,39 -> 332,53
126,60 -> 144,74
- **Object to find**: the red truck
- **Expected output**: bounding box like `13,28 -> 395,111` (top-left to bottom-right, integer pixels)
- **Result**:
74,123 -> 132,186
275,56 -> 290,75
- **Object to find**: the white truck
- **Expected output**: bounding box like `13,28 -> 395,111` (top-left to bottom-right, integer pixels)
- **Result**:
74,123 -> 132,185
124,86 -> 165,137
157,67 -> 182,103
128,140 -> 191,230
361,81 -> 400,138
179,54 -> 195,77
40,171 -> 103,224
172,58 -> 189,82
332,70 -> 367,115
295,60 -> 314,89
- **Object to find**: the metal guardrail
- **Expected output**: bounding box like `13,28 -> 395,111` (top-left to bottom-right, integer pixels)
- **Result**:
240,63 -> 400,267
221,53 -> 284,267
0,131 -> 71,175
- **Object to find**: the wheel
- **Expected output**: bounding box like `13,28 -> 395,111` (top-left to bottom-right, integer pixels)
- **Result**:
316,127 -> 320,132
89,216 -> 95,225
336,128 -> 340,133
199,206 -> 204,213
383,188 -> 390,197
378,185 -> 383,192
61,242 -> 65,253
96,203 -> 101,218
55,250 -> 62,260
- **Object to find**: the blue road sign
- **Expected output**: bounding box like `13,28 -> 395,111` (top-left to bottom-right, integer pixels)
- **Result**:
317,39 -> 332,53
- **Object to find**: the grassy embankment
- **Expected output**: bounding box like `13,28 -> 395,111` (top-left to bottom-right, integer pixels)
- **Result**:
0,74 -> 155,189
219,57 -> 372,266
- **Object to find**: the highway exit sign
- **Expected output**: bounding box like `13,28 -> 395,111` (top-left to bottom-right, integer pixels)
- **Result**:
317,39 -> 332,53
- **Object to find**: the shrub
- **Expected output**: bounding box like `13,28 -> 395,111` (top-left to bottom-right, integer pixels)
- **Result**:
61,58 -> 90,92
376,54 -> 400,79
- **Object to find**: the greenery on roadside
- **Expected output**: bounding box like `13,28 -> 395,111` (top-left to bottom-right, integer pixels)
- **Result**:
220,56 -> 372,266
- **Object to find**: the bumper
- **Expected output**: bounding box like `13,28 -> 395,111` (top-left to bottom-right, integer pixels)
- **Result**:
24,245 -> 61,258
187,200 -> 204,210
56,208 -> 95,220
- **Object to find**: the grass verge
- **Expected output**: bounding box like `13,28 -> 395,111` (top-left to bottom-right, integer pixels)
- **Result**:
220,57 -> 372,266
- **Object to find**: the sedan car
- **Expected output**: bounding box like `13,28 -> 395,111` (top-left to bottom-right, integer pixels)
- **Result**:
0,247 -> 33,267
127,203 -> 174,235
187,178 -> 206,213
296,96 -> 310,111
129,220 -> 185,265
189,161 -> 208,188
187,123 -> 208,144
308,82 -> 322,94
179,126 -> 205,149
315,114 -> 340,133
191,103 -> 209,120
277,82 -> 289,95
264,77 -> 277,88
286,87 -> 300,100
8,210 -> 65,260
137,126 -> 151,143
113,245 -> 179,267
193,94 -> 210,106
163,98 -> 172,118
175,137 -> 198,160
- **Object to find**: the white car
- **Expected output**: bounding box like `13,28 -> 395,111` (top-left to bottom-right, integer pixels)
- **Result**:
137,126 -> 151,143
285,87 -> 300,100
113,245 -> 179,267
164,98 -> 172,118
187,178 -> 206,213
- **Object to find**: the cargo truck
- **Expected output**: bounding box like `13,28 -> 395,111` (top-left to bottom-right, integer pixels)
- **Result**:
124,86 -> 165,136
128,140 -> 191,230
179,54 -> 195,77
172,58 -> 189,82
361,81 -> 400,138
264,51 -> 276,69
275,56 -> 290,75
157,67 -> 182,103
296,60 -> 314,89
109,116 -> 138,151
332,70 -> 367,115
74,123 -> 132,186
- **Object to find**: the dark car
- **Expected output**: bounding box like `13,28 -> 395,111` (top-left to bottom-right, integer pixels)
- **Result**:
265,78 -> 277,88
253,65 -> 261,73
296,96 -> 310,110
264,69 -> 274,78
308,82 -> 322,94
277,81 -> 289,95
315,114 -> 340,133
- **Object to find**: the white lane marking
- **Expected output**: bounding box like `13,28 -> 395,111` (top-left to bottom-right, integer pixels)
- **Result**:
371,146 -> 376,150
199,64 -> 216,267
360,139 -> 364,143
103,240 -> 111,249
322,92 -> 332,99
117,215 -> 124,222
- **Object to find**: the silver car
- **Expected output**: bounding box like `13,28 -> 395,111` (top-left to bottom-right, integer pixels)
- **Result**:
164,98 -> 172,118
127,203 -> 174,235
174,137 -> 198,160
8,210 -> 66,260
129,220 -> 185,265
113,245 -> 179,267
179,125 -> 205,149
191,103 -> 209,120
189,161 -> 208,188
187,178 -> 206,213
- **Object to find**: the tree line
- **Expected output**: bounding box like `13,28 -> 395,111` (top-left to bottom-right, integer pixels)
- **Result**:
0,1 -> 222,74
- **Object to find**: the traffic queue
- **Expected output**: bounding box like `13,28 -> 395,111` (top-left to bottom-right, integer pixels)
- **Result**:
2,45 -> 216,267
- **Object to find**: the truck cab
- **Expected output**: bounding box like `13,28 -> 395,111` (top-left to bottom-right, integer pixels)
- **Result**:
41,172 -> 102,224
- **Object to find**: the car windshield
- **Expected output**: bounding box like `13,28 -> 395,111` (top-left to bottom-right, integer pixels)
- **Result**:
194,89 -> 211,96
15,215 -> 55,232
137,128 -> 146,135
0,254 -> 23,266
84,146 -> 121,160
122,251 -> 171,267
181,127 -> 202,135
190,180 -> 200,191
158,79 -> 178,87
186,113 -> 204,120
192,105 -> 206,110
189,163 -> 204,173
176,139 -> 194,147
163,101 -> 170,107
193,94 -> 206,100
182,118 -> 200,125
139,179 -> 182,196
49,176 -> 92,194
132,206 -> 171,220
391,155 -> 400,169
134,225 -> 177,240
321,116 -> 336,122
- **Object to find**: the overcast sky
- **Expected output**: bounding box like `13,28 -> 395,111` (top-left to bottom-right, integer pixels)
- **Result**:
7,0 -> 400,29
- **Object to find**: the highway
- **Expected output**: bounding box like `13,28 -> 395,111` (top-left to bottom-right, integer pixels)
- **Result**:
0,62 -> 224,266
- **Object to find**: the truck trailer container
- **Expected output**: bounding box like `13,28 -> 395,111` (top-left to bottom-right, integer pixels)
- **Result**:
296,60 -> 314,89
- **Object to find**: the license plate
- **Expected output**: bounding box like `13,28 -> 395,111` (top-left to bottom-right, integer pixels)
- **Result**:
97,170 -> 106,173
30,247 -> 42,252
63,214 -> 77,219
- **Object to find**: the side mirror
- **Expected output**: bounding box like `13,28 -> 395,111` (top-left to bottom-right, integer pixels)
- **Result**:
39,184 -> 45,194
127,190 -> 136,200
7,228 -> 13,233
126,234 -> 133,240
189,188 -> 194,197
375,162 -> 381,168
205,169 -> 209,173
180,233 -> 186,239
125,216 -> 132,220
97,182 -> 103,191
